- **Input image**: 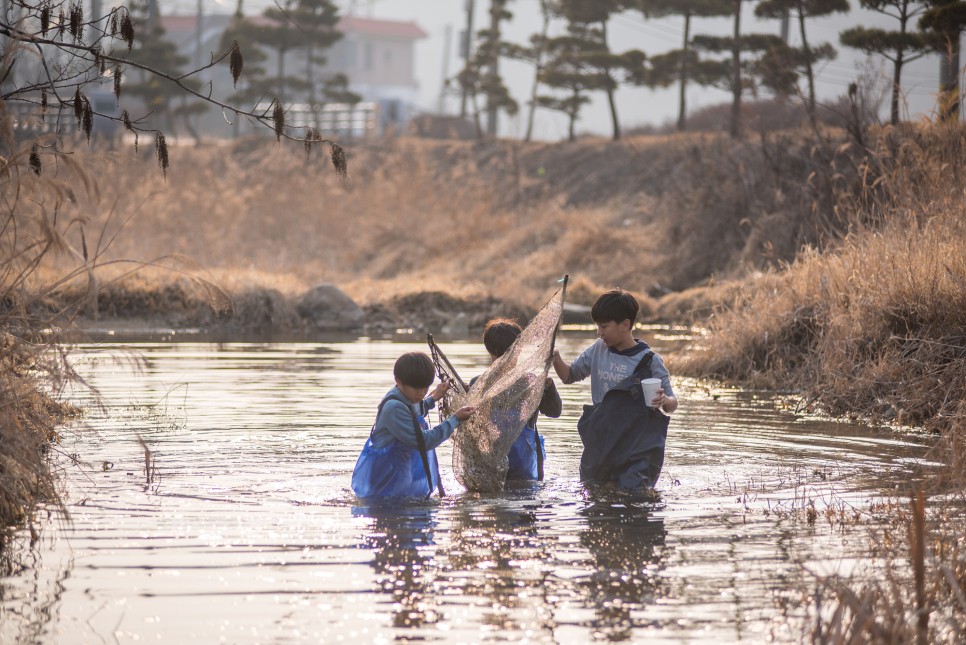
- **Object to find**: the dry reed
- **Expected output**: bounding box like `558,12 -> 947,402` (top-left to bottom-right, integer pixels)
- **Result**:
680,121 -> 966,641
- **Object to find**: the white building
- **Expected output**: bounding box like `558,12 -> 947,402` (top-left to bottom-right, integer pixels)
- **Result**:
160,12 -> 427,137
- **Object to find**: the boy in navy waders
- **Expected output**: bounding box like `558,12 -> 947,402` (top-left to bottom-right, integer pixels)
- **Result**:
472,318 -> 562,481
552,289 -> 678,491
352,352 -> 475,498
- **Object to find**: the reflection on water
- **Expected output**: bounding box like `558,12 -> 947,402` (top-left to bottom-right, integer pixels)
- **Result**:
0,334 -> 934,643
577,502 -> 667,641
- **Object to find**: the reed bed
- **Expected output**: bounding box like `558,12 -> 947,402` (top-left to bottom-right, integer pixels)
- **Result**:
0,132 -> 90,535
680,122 -> 966,641
48,134 -> 775,319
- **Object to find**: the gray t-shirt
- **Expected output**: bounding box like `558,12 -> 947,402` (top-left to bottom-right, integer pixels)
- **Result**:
568,339 -> 674,405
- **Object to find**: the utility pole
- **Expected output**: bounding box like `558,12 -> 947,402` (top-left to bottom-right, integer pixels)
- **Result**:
195,0 -> 204,70
486,3 -> 499,136
89,0 -> 102,46
439,24 -> 452,115
459,0 -> 475,118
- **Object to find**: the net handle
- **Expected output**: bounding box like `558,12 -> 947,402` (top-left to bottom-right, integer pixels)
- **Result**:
427,333 -> 468,393
549,274 -> 569,357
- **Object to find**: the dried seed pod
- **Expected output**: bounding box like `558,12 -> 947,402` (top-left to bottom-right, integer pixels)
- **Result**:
69,2 -> 83,40
82,98 -> 93,140
155,131 -> 168,177
120,11 -> 134,50
330,144 -> 347,180
73,87 -> 83,125
41,3 -> 51,36
113,65 -> 121,99
41,90 -> 48,111
229,41 -> 243,88
121,108 -> 132,131
304,127 -> 321,156
272,100 -> 284,141
29,145 -> 42,175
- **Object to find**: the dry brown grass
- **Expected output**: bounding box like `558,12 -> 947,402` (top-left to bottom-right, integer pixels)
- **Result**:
679,123 -> 966,432
42,135 -> 685,323
678,121 -> 966,641
0,133 -> 93,533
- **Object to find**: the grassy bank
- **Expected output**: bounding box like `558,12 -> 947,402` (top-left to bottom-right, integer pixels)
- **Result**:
42,128 -> 866,328
679,122 -> 966,640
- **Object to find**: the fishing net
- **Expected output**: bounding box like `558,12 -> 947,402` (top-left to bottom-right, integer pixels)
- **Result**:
428,278 -> 567,492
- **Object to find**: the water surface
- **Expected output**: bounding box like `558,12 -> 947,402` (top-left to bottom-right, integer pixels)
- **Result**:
0,331 -> 931,643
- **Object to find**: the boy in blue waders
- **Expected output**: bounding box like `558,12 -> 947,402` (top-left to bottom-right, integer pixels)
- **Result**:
352,352 -> 475,499
552,289 -> 678,491
473,318 -> 562,481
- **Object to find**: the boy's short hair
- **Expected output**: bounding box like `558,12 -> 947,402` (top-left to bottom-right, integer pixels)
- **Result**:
483,318 -> 522,358
394,352 -> 435,388
591,288 -> 639,325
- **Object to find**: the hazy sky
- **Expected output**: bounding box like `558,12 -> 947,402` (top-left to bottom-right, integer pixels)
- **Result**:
193,0 -> 952,140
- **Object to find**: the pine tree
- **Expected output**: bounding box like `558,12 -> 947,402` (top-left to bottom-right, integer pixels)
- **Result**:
691,0 -> 786,137
455,0 -> 518,138
756,0 -> 850,126
840,1 -> 936,125
636,0 -> 734,131
557,0 -> 645,140
271,0 -> 349,106
536,22 -> 594,141
122,0 -> 205,141
258,0 -> 312,103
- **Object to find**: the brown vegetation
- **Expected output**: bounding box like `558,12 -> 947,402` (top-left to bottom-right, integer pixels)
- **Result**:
42,126 -> 873,332
679,122 -> 966,641
0,134 -> 89,533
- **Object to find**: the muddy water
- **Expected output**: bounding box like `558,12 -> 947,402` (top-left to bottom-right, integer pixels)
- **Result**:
1,330 -> 932,643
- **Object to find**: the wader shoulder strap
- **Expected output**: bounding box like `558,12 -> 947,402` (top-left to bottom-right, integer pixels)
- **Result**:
633,350 -> 655,378
612,350 -> 656,391
535,423 -> 544,481
385,394 -> 442,499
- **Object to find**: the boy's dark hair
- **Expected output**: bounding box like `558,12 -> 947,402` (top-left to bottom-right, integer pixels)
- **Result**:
483,318 -> 522,358
591,288 -> 639,325
394,352 -> 435,388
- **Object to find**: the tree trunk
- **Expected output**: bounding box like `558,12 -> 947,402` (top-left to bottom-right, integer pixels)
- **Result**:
308,44 -> 316,107
568,89 -> 577,142
891,55 -> 904,125
602,20 -> 620,141
798,6 -> 817,127
677,12 -> 691,131
525,0 -> 551,142
486,2 -> 500,137
278,45 -> 286,103
729,0 -> 742,139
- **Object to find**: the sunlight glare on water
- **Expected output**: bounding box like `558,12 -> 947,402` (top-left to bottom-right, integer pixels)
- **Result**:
0,333 -> 933,643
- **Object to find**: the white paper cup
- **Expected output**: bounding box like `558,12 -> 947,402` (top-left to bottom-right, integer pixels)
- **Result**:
640,378 -> 662,408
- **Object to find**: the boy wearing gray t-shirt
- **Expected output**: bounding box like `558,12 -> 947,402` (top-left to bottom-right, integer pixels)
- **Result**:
552,288 -> 677,490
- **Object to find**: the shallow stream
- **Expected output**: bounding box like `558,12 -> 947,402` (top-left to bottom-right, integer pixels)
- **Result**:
0,328 -> 932,643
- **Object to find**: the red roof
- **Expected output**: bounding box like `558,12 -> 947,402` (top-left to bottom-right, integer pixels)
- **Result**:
339,15 -> 426,40
160,13 -> 426,40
